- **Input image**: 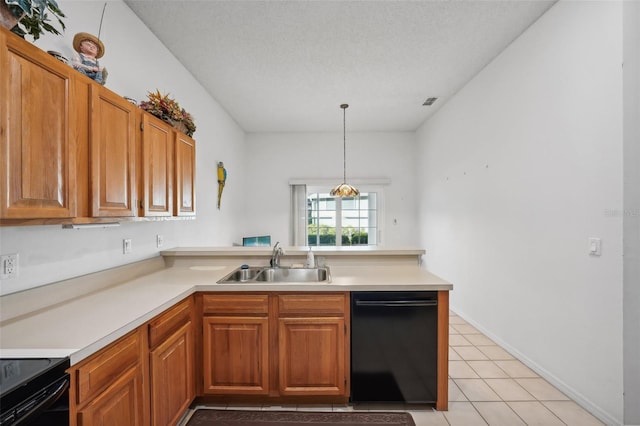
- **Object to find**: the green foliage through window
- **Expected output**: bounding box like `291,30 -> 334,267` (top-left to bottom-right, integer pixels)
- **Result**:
307,192 -> 376,247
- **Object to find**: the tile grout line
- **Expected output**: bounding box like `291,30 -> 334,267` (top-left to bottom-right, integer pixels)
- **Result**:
448,313 -> 599,426
181,313 -> 596,425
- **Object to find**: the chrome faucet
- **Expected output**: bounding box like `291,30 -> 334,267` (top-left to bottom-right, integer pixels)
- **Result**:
271,242 -> 284,268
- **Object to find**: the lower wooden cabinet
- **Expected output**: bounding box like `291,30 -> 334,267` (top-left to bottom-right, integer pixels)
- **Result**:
278,317 -> 346,396
203,316 -> 270,395
277,293 -> 349,397
70,296 -> 195,426
200,292 -> 350,401
69,292 -> 349,426
71,329 -> 147,426
148,296 -> 195,426
77,365 -> 145,426
201,293 -> 270,395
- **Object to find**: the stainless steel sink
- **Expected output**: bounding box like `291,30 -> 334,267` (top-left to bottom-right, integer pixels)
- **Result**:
217,266 -> 331,284
255,267 -> 330,283
219,267 -> 262,282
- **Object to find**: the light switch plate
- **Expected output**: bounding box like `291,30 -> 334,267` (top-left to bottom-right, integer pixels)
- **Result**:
588,237 -> 601,256
123,239 -> 132,254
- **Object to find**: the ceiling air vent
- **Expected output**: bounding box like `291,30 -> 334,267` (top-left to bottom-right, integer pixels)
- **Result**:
422,97 -> 438,106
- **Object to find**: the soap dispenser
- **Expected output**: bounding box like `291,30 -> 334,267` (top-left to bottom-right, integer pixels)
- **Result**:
306,247 -> 315,268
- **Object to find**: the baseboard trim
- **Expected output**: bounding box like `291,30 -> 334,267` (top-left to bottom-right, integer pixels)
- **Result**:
450,305 -> 621,426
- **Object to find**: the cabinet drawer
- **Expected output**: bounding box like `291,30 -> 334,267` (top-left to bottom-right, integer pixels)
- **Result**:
278,294 -> 346,316
75,329 -> 142,405
77,364 -> 145,426
202,293 -> 269,315
148,296 -> 193,349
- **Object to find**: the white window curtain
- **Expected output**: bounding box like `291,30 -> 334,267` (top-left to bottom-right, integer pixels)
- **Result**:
290,184 -> 307,246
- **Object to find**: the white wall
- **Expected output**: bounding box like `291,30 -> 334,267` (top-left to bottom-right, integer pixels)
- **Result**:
623,1 -> 640,424
242,132 -> 418,247
0,1 -> 245,295
416,1 -> 623,424
1,2 -> 633,422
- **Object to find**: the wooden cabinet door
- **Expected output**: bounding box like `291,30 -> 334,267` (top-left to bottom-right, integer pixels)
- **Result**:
90,86 -> 136,217
0,29 -> 76,219
150,321 -> 194,426
202,316 -> 269,395
174,133 -> 195,216
140,113 -> 173,217
77,365 -> 145,426
278,317 -> 346,396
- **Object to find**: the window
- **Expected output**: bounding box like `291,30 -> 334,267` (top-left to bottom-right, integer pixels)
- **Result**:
306,188 -> 379,246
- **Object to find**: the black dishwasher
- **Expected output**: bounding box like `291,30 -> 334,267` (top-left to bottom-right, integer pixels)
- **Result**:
351,291 -> 438,404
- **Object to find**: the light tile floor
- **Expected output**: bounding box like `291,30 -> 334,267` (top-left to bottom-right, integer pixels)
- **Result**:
179,311 -> 604,426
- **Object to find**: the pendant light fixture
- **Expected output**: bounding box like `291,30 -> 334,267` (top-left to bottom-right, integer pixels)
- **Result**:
330,104 -> 360,197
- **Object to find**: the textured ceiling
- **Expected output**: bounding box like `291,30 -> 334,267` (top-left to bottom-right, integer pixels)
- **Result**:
125,0 -> 556,133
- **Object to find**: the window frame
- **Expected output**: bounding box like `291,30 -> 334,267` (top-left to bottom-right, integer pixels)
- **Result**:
304,184 -> 385,247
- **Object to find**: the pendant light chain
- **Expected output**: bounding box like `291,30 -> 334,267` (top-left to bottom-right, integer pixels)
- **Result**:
342,103 -> 347,183
330,103 -> 359,197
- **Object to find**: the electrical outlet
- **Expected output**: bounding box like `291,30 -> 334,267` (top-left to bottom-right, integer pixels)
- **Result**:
1,254 -> 18,279
123,239 -> 132,254
156,234 -> 164,248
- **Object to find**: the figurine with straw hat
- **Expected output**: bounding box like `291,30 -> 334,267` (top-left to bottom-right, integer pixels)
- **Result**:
71,32 -> 106,84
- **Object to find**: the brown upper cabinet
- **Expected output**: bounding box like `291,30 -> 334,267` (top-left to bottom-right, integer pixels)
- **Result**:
90,85 -> 137,218
0,28 -> 196,225
139,113 -> 174,217
0,28 -> 77,220
174,132 -> 196,217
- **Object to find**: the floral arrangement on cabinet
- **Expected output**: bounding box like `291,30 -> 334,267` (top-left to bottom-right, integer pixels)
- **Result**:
139,90 -> 196,137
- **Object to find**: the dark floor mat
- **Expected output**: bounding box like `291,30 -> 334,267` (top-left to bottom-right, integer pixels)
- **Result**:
185,409 -> 416,426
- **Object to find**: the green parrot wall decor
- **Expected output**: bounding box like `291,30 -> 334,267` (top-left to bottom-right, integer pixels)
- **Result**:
217,161 -> 227,209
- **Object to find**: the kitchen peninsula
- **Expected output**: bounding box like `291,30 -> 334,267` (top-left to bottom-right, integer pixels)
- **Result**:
0,247 -> 452,424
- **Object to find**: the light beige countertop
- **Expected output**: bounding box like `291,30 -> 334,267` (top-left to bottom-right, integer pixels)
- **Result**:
161,246 -> 426,268
161,246 -> 426,256
0,249 -> 451,365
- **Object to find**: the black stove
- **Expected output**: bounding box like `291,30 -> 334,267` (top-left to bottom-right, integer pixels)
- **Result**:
0,358 -> 70,426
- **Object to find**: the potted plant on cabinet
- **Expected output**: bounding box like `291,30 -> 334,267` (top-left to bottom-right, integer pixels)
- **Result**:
0,0 -> 65,40
140,90 -> 197,137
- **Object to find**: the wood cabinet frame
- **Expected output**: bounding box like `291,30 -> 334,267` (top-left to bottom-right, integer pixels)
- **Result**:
69,328 -> 149,426
436,290 -> 449,411
90,86 -> 137,217
147,296 -> 195,426
0,28 -> 196,225
67,290 -> 449,426
174,133 -> 196,216
139,113 -> 173,217
203,315 -> 270,395
198,292 -> 350,404
0,28 -> 77,220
